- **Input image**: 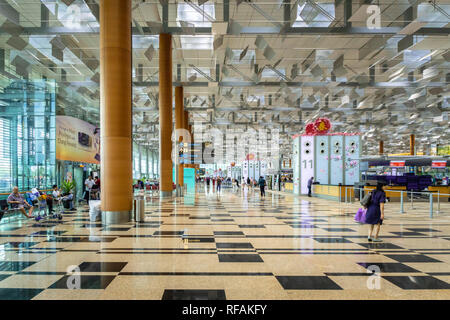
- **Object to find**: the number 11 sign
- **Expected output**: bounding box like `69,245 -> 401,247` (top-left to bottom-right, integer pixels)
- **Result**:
300,136 -> 315,194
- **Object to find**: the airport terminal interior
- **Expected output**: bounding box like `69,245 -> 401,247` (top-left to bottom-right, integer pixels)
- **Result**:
0,0 -> 449,301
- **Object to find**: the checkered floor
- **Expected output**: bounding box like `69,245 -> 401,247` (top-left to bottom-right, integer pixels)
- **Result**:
1,185 -> 450,300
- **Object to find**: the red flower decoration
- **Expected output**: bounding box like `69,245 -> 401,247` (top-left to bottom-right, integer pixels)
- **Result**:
314,118 -> 332,134
305,123 -> 316,135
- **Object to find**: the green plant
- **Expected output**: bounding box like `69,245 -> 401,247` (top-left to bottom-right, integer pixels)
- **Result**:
61,180 -> 75,194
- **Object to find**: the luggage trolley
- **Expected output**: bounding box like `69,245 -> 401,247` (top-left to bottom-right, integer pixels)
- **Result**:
27,190 -> 47,222
52,194 -> 64,219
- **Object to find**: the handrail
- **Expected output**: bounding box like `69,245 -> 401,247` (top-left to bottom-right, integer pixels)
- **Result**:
0,189 -> 53,196
340,186 -> 449,218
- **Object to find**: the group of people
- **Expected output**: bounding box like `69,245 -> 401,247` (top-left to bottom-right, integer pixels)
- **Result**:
6,184 -> 74,220
205,176 -> 224,192
84,175 -> 100,204
242,176 -> 267,198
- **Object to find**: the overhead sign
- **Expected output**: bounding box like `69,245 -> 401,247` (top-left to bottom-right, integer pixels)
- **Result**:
431,161 -> 447,168
390,161 -> 405,167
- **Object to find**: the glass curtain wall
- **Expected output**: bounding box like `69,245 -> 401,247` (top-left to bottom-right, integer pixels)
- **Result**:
132,142 -> 157,180
0,79 -> 56,193
140,145 -> 147,178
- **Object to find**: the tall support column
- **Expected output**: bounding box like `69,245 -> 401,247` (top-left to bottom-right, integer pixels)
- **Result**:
100,0 -> 132,224
184,111 -> 190,168
151,150 -> 155,178
379,141 -> 384,155
159,33 -> 173,198
410,134 -> 415,155
175,86 -> 184,186
188,124 -> 193,168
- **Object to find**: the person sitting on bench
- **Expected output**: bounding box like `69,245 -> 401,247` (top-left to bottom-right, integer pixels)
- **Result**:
61,192 -> 74,210
7,186 -> 34,218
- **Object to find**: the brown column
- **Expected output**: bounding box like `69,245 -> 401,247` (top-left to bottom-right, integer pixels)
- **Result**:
159,33 -> 173,197
410,134 -> 415,155
379,141 -> 384,155
175,86 -> 184,186
188,124 -> 193,168
184,111 -> 190,168
100,0 -> 132,224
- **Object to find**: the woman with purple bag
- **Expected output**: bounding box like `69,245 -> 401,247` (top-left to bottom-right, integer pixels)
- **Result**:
365,183 -> 386,242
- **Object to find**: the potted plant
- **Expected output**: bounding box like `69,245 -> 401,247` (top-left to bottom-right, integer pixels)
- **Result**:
61,180 -> 75,209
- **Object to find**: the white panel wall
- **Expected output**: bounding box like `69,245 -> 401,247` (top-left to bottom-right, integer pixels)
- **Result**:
300,136 -> 315,194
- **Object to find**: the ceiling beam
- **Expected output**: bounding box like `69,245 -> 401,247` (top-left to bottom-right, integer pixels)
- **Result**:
132,81 -> 445,89
4,26 -> 449,36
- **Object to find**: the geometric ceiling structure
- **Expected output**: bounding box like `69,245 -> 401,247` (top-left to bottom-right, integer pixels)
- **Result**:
0,0 -> 448,156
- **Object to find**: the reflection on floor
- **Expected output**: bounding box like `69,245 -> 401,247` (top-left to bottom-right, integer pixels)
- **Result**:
1,185 -> 450,300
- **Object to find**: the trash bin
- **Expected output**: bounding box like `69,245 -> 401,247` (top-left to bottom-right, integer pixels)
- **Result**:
135,198 -> 145,222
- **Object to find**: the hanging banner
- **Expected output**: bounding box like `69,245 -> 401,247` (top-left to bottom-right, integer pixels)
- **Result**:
56,116 -> 100,164
255,161 -> 260,179
243,161 -> 249,180
260,161 -> 266,177
249,160 -> 254,180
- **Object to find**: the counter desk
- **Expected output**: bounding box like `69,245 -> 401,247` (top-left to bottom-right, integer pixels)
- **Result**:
312,184 -> 355,202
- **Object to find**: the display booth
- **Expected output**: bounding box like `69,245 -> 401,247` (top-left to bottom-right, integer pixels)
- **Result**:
293,118 -> 361,199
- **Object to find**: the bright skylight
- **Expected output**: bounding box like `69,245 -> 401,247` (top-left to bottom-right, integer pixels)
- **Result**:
177,2 -> 215,28
293,2 -> 335,27
262,68 -> 286,78
180,35 -> 213,50
187,67 -> 211,80
41,0 -> 99,29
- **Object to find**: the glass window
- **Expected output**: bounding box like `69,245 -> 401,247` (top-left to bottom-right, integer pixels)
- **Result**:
0,117 -> 12,192
177,3 -> 215,28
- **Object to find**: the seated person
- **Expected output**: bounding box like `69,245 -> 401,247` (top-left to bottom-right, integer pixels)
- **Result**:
46,185 -> 63,214
61,192 -> 74,210
7,186 -> 34,218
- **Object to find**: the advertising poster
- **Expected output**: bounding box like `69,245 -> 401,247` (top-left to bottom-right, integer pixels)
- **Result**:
56,116 -> 100,164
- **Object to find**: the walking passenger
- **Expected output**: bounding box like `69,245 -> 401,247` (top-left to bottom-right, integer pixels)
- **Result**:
365,182 -> 386,242
307,177 -> 314,197
216,177 -> 222,192
84,175 -> 94,204
258,176 -> 266,198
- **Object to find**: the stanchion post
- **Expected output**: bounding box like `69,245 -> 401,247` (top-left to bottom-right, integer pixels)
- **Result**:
400,191 -> 404,214
429,193 -> 433,218
410,190 -> 414,209
437,191 -> 440,214
338,187 -> 341,203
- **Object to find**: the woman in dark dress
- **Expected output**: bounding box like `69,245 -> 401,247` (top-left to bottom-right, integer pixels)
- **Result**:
365,183 -> 386,242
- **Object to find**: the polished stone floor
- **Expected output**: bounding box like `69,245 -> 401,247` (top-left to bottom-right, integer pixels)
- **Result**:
0,185 -> 450,300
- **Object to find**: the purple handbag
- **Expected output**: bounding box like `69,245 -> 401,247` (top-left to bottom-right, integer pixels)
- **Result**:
354,208 -> 367,224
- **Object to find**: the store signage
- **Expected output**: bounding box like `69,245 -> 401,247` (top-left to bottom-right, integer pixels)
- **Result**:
431,161 -> 447,168
390,161 -> 405,167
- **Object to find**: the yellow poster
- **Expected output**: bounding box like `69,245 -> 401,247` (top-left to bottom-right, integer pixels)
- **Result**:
56,116 -> 100,164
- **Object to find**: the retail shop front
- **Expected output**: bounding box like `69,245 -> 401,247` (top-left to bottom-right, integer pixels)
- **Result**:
361,157 -> 450,201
